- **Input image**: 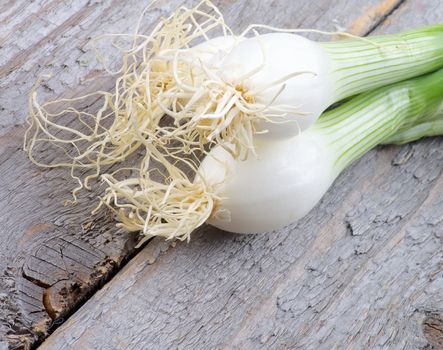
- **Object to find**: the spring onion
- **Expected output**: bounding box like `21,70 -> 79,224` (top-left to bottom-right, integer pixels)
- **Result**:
203,25 -> 443,142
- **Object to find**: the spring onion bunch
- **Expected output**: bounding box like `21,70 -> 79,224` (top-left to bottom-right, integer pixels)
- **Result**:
24,1 -> 443,241
93,68 -> 443,242
99,68 -> 443,240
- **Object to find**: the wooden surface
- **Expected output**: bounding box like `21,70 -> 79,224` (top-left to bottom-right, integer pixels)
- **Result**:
1,0 -> 443,349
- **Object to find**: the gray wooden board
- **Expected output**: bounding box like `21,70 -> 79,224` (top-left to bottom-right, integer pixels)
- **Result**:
1,0 -> 409,348
0,0 -> 443,349
0,0 -> 439,349
6,0 -> 436,349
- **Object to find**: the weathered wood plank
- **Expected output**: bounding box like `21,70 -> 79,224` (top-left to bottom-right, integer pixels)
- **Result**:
0,1 -> 188,348
0,0 -> 407,349
30,0 -> 443,349
39,140 -> 443,350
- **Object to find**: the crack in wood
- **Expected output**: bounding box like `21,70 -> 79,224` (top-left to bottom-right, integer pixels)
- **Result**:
423,315 -> 443,349
365,0 -> 408,35
345,0 -> 408,36
20,271 -> 51,290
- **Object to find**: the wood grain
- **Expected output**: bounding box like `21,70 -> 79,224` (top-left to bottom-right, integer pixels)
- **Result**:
1,1 -> 404,348
0,0 -> 431,349
3,0 -> 441,349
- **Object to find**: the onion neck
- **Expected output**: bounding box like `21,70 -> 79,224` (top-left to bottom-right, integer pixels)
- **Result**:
320,24 -> 443,103
312,68 -> 443,175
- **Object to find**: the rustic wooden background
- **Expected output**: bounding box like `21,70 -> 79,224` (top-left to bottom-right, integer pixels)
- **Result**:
1,0 -> 443,349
